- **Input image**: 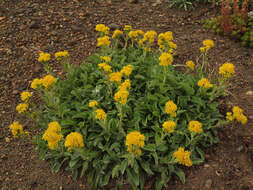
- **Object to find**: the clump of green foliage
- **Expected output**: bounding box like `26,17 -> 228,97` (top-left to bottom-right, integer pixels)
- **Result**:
203,0 -> 253,47
10,24 -> 248,190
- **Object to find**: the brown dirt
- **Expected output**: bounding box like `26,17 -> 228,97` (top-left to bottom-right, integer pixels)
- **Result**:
0,0 -> 253,189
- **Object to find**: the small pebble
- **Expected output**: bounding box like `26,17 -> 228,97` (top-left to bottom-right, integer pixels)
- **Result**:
246,91 -> 253,96
5,137 -> 10,143
236,145 -> 244,152
204,179 -> 212,189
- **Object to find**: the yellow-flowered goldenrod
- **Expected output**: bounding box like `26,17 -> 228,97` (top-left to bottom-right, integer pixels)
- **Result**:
219,62 -> 235,79
114,89 -> 129,105
95,109 -> 107,121
21,91 -> 32,102
165,101 -> 177,117
95,24 -> 109,35
109,72 -> 122,83
41,75 -> 56,89
112,29 -> 123,39
38,52 -> 51,62
186,61 -> 195,71
97,36 -> 111,47
31,78 -> 42,89
197,78 -> 213,88
188,120 -> 203,133
126,131 -> 145,155
162,120 -> 176,133
55,51 -> 68,59
120,65 -> 133,76
9,121 -> 24,138
16,103 -> 29,114
89,100 -> 98,108
159,52 -> 173,66
173,147 -> 192,167
64,132 -> 84,152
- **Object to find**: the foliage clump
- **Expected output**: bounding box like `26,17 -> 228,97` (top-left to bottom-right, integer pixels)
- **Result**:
203,0 -> 253,47
10,24 -> 247,190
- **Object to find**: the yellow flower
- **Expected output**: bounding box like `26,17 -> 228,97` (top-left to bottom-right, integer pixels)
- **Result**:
219,62 -> 235,79
226,112 -> 234,121
95,24 -> 109,35
126,131 -> 145,148
42,122 -> 62,150
112,29 -> 123,39
114,89 -> 129,105
98,63 -> 112,73
31,78 -> 42,89
186,61 -> 195,71
64,132 -> 84,152
127,146 -> 142,156
119,79 -> 131,91
128,30 -> 144,39
21,91 -> 32,102
159,52 -> 173,66
47,121 -> 62,132
197,78 -> 213,88
38,52 -> 51,62
202,39 -> 214,48
97,36 -> 111,47
143,30 -> 157,43
173,147 -> 192,167
162,121 -> 176,133
9,121 -> 24,138
168,41 -> 177,49
200,46 -> 208,53
100,56 -> 111,62
188,120 -> 203,133
120,65 -> 133,76
232,106 -> 247,124
95,109 -> 107,121
89,100 -> 98,108
41,75 -> 56,89
55,51 -> 69,59
16,103 -> 28,114
165,101 -> 177,117
124,25 -> 132,31
109,72 -> 122,83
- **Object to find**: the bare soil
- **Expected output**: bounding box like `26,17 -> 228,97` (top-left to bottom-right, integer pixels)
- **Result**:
0,0 -> 253,189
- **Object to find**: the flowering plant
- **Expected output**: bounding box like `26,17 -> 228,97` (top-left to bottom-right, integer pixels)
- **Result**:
10,25 -> 247,190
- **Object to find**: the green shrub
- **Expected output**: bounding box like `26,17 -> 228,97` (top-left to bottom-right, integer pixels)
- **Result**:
10,25 -> 247,190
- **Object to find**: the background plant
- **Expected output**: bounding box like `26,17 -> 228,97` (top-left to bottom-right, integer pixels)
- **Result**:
203,0 -> 253,47
9,25 -> 247,190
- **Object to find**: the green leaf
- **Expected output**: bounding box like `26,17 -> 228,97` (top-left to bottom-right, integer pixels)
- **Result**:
120,159 -> 128,175
174,167 -> 185,184
140,161 -> 154,175
112,164 -> 120,178
127,168 -> 139,189
80,161 -> 89,178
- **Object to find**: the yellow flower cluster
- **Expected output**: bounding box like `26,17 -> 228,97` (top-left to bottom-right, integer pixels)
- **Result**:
126,131 -> 145,156
95,109 -> 107,121
64,132 -> 84,152
119,79 -> 131,91
162,120 -> 176,133
89,100 -> 98,108
226,106 -> 247,124
42,122 -> 63,150
165,101 -> 177,117
219,62 -> 235,79
159,52 -> 173,66
200,39 -> 214,53
16,103 -> 28,114
41,75 -> 57,89
38,52 -> 51,62
21,91 -> 32,102
55,51 -> 68,59
143,30 -> 157,43
100,56 -> 111,63
188,120 -> 203,133
98,63 -> 112,73
9,121 -> 24,138
186,60 -> 195,71
31,78 -> 42,89
198,78 -> 213,88
120,65 -> 133,76
31,75 -> 56,90
128,30 -> 144,39
95,24 -> 109,35
109,72 -> 122,83
124,25 -> 132,31
158,31 -> 177,51
114,89 -> 129,105
112,29 -> 123,39
97,36 -> 111,47
173,147 -> 192,167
